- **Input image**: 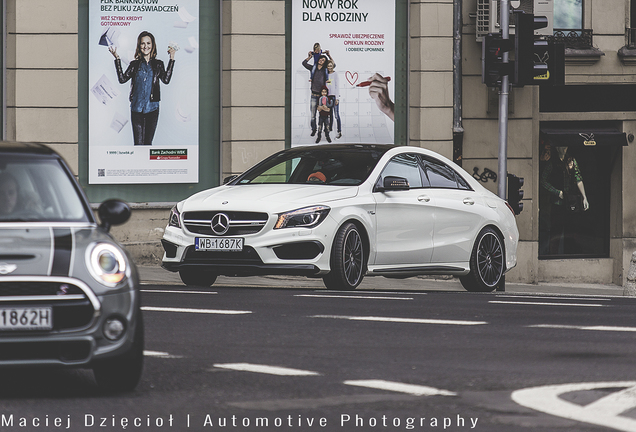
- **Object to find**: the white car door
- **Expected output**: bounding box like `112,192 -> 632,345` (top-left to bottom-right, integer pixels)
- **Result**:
372,153 -> 435,266
421,156 -> 484,263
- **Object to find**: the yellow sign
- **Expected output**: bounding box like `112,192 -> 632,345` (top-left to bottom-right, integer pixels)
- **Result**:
580,133 -> 597,146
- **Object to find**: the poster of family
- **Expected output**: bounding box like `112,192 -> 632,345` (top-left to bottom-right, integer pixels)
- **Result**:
88,0 -> 199,184
291,0 -> 396,146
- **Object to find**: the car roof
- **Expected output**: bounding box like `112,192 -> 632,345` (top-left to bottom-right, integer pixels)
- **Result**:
282,144 -> 396,153
0,141 -> 60,158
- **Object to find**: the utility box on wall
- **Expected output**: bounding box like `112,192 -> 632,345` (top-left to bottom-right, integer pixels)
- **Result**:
476,0 -> 553,41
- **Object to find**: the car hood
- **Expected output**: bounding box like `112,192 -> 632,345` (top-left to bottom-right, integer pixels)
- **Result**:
0,226 -> 116,278
181,184 -> 359,212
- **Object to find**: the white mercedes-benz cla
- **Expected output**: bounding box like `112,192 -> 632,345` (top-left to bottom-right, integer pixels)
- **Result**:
161,144 -> 518,291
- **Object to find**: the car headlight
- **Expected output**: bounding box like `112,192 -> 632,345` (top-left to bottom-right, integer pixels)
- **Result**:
87,243 -> 129,287
168,205 -> 181,228
275,206 -> 330,229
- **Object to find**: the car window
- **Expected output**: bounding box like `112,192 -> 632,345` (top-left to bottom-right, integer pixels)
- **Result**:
237,147 -> 387,186
455,171 -> 472,190
421,156 -> 459,189
379,153 -> 425,188
246,157 -> 302,184
0,157 -> 90,222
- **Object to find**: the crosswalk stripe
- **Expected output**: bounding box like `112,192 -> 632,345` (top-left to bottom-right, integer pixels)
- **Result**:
295,294 -> 413,300
213,363 -> 320,376
141,289 -> 217,295
144,350 -> 183,359
490,301 -> 606,307
530,324 -> 636,332
311,315 -> 487,326
495,295 -> 612,301
344,380 -> 456,396
141,306 -> 251,315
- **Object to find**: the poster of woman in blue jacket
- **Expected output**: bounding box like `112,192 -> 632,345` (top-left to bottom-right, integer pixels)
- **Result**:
109,31 -> 176,146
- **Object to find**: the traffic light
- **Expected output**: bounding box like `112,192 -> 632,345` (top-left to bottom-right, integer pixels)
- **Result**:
507,173 -> 524,215
482,33 -> 514,88
531,40 -> 566,86
514,12 -> 549,86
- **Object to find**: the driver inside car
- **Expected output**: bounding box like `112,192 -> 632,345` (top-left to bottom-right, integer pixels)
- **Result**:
0,171 -> 42,216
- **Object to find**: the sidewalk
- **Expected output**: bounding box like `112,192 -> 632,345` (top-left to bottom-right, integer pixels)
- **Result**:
137,265 -> 627,296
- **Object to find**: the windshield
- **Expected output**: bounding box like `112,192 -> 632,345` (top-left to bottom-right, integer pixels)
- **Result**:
0,157 -> 91,223
236,145 -> 390,186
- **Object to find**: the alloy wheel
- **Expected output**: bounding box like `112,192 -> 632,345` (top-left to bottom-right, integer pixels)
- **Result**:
476,232 -> 504,287
343,228 -> 364,286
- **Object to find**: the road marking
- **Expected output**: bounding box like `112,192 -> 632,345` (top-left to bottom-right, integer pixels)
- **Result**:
213,363 -> 320,376
295,294 -> 413,300
324,290 -> 428,296
141,289 -> 217,295
529,324 -> 636,332
512,381 -> 636,432
311,315 -> 487,326
496,295 -> 612,302
344,380 -> 456,397
490,300 -> 606,307
141,306 -> 251,315
144,350 -> 183,359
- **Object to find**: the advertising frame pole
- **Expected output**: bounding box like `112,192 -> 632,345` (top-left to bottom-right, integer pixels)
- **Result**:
497,0 -> 510,199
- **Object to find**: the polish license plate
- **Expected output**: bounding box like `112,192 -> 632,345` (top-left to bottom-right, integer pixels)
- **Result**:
0,306 -> 53,330
195,237 -> 244,252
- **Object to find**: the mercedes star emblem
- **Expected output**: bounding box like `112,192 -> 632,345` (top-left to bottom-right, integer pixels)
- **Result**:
211,213 -> 231,235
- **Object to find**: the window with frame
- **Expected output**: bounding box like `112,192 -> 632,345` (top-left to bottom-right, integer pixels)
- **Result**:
554,0 -> 583,29
420,156 -> 467,190
380,154 -> 424,188
630,0 -> 636,46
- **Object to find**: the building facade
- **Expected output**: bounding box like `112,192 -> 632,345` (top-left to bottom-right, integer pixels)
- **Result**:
4,0 -> 635,285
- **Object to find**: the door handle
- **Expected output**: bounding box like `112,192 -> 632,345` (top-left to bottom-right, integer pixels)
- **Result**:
463,198 -> 475,205
418,195 -> 431,202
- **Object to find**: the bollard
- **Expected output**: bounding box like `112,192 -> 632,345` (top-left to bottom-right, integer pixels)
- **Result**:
623,251 -> 636,297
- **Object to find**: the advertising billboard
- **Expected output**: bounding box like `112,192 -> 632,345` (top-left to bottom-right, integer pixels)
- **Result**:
88,0 -> 200,184
291,0 -> 396,146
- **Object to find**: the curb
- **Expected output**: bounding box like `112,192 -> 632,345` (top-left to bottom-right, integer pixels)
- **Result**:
623,251 -> 636,297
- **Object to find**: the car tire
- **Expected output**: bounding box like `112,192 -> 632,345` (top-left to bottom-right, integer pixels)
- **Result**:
323,222 -> 366,290
179,269 -> 217,287
93,311 -> 144,393
460,227 -> 505,292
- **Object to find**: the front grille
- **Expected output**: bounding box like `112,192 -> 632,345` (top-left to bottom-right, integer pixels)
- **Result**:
0,281 -> 84,297
0,281 -> 96,332
183,211 -> 268,236
0,340 -> 91,363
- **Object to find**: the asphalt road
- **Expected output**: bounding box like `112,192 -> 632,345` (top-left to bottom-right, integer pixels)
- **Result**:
1,283 -> 636,432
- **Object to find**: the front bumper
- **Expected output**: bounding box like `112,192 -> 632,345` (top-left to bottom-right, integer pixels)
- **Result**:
161,241 -> 323,276
0,277 -> 139,367
161,218 -> 337,277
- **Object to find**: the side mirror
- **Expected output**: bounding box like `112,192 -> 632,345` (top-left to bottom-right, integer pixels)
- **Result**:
98,199 -> 132,232
375,176 -> 410,192
223,175 -> 239,184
